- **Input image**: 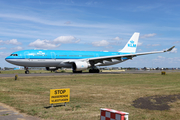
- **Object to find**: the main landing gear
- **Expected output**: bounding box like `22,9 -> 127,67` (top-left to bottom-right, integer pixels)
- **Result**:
24,67 -> 29,74
89,69 -> 100,73
72,70 -> 82,73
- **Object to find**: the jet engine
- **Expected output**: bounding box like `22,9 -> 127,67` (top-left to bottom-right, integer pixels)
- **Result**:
72,61 -> 90,71
46,67 -> 58,71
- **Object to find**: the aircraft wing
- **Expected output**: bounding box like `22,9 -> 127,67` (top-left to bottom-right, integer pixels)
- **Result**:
88,46 -> 175,64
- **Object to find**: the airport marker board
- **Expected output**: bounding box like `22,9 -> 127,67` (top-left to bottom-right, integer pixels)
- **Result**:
50,88 -> 70,104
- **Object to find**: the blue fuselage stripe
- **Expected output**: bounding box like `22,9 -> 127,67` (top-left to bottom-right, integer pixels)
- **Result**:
5,50 -> 132,60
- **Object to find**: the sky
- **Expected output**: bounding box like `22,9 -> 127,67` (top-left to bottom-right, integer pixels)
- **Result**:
0,0 -> 180,68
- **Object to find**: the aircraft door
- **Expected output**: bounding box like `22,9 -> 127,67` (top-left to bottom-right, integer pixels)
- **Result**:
96,53 -> 99,57
24,51 -> 30,60
51,52 -> 56,60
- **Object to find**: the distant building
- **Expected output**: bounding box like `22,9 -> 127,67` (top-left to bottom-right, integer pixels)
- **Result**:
14,67 -> 20,70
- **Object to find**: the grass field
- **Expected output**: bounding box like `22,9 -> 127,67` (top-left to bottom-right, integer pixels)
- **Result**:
0,72 -> 180,120
0,70 -> 70,74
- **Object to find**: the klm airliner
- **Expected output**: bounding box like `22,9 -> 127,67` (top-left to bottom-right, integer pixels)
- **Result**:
5,32 -> 175,74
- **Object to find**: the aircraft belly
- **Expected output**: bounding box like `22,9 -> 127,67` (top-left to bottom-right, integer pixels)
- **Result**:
6,59 -> 69,67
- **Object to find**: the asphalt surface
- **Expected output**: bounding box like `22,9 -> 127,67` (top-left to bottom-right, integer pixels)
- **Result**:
0,70 -> 180,77
0,103 -> 40,120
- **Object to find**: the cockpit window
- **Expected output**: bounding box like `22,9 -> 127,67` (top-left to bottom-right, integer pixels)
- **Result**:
10,54 -> 18,56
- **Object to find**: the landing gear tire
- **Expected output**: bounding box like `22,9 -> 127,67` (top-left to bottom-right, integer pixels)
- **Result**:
73,70 -> 82,73
25,70 -> 29,74
96,69 -> 100,73
89,69 -> 100,73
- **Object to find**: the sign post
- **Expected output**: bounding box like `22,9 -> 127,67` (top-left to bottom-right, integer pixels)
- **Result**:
50,88 -> 70,107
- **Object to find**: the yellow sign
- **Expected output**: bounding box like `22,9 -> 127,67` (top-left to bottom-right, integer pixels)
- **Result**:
50,88 -> 70,104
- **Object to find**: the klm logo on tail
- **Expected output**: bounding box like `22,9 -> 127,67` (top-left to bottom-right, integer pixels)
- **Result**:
128,40 -> 136,47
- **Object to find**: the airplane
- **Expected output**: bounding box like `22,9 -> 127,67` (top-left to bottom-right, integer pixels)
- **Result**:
5,32 -> 175,74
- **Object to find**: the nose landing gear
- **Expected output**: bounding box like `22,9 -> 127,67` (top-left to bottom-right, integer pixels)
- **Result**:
24,67 -> 29,74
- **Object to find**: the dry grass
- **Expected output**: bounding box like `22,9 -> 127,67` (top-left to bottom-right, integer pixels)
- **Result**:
0,69 -> 72,74
0,72 -> 180,120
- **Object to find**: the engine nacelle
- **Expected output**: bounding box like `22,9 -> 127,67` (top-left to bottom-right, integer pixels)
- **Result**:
46,67 -> 58,71
72,61 -> 89,71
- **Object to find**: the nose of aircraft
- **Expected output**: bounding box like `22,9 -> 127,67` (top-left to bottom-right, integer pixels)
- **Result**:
5,57 -> 16,65
5,57 -> 11,63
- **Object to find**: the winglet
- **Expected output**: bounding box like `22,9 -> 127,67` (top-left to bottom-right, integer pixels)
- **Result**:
164,46 -> 175,52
